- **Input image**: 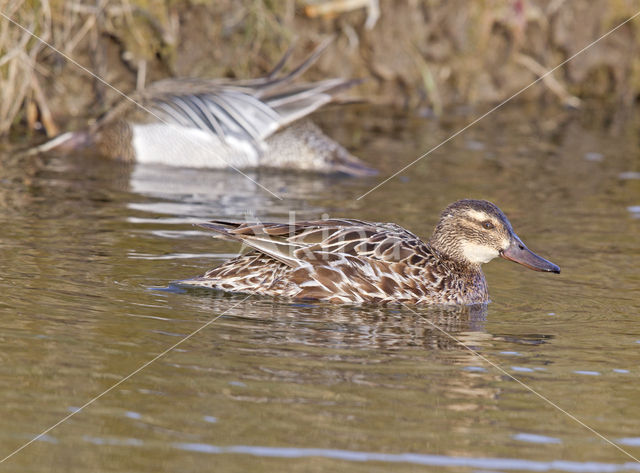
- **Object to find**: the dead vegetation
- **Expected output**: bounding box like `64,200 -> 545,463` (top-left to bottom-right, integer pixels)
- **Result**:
0,0 -> 53,136
1,0 -> 639,138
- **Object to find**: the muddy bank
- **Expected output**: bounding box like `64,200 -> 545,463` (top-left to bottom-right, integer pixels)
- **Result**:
1,0 -> 639,137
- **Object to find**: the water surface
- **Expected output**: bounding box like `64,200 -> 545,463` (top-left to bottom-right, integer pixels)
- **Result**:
0,104 -> 639,472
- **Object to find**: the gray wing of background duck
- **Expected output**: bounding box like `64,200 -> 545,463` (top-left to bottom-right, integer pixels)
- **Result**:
145,78 -> 358,155
137,38 -> 360,157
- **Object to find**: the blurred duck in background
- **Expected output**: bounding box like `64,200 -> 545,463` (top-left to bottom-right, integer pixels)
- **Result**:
27,39 -> 376,177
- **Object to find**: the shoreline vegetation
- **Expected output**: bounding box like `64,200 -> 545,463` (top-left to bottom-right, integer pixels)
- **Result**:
1,0 -> 639,139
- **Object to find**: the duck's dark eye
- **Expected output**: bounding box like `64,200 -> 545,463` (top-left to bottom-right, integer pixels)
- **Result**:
482,221 -> 495,230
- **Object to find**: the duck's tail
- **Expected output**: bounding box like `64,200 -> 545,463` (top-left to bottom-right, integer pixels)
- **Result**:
18,130 -> 92,157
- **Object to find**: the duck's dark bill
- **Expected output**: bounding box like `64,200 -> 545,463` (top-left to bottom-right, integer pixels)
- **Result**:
500,243 -> 560,274
334,160 -> 379,177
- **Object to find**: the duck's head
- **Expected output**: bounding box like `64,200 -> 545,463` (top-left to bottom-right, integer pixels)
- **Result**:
429,199 -> 560,273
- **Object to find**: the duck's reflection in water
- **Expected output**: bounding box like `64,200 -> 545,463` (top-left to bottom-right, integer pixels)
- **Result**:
180,289 -> 551,353
178,289 -> 491,352
171,292 -> 511,420
128,163 -> 365,219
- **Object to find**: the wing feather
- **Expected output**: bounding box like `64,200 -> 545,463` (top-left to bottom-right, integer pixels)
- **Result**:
198,219 -> 431,268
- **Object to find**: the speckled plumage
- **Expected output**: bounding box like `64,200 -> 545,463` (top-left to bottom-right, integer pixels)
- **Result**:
180,200 -> 560,305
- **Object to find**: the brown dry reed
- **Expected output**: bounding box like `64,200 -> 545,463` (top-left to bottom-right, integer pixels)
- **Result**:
1,1 -> 640,138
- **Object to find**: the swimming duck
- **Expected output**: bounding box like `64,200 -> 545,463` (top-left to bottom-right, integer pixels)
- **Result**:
180,199 -> 560,304
28,40 -> 376,176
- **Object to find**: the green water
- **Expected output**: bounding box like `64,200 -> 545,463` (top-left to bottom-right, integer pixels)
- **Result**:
0,104 -> 639,472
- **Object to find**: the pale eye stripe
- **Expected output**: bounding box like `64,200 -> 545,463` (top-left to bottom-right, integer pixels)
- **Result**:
465,209 -> 491,222
464,209 -> 502,228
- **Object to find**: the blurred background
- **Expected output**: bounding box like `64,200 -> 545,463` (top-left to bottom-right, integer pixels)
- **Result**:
1,0 -> 639,138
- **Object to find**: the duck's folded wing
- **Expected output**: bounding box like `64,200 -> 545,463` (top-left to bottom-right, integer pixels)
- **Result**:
198,220 -> 305,267
198,220 -> 430,266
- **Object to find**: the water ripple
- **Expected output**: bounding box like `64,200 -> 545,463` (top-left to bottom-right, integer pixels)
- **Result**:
171,443 -> 640,472
513,433 -> 562,444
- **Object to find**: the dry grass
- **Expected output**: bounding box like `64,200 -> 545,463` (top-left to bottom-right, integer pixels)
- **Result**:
1,0 -> 639,138
0,0 -> 179,137
0,0 -> 53,136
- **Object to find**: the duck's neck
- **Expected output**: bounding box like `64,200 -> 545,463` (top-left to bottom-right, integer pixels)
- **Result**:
426,241 -> 489,304
427,237 -> 468,269
431,246 -> 483,274
96,120 -> 135,162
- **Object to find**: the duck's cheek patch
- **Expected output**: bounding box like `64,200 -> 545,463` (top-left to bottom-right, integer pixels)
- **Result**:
461,242 -> 500,264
